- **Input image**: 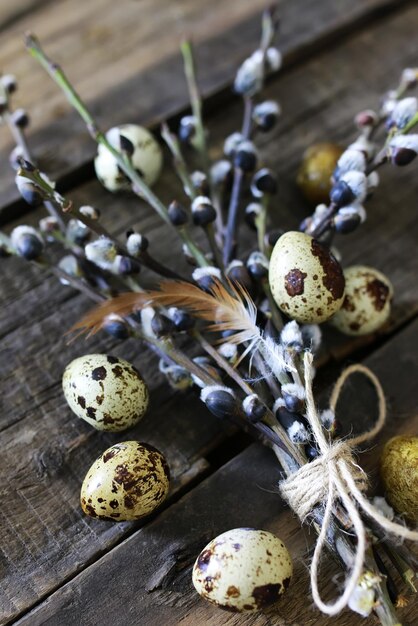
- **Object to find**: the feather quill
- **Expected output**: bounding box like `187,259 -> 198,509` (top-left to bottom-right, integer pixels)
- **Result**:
71,278 -> 292,380
71,279 -> 259,344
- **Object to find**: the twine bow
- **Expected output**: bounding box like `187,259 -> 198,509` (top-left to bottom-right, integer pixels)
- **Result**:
280,352 -> 418,616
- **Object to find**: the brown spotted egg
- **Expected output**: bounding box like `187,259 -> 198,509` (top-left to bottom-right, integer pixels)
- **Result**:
62,354 -> 149,432
81,441 -> 170,521
331,265 -> 393,335
269,231 -> 345,323
192,528 -> 292,612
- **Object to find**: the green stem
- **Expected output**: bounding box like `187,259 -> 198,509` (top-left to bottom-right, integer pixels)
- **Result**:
4,109 -> 66,231
18,163 -> 186,279
223,96 -> 254,265
262,280 -> 283,331
205,223 -> 223,270
255,196 -> 268,255
161,122 -> 196,199
178,226 -> 208,267
180,40 -> 209,172
194,330 -> 253,395
25,33 -> 208,268
365,550 -> 402,626
400,110 -> 418,134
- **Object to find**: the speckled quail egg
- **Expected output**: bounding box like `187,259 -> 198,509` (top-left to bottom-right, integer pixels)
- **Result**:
62,354 -> 149,432
192,528 -> 292,612
380,436 -> 418,522
330,265 -> 393,336
297,143 -> 344,205
81,441 -> 170,521
269,231 -> 345,323
94,124 -> 163,191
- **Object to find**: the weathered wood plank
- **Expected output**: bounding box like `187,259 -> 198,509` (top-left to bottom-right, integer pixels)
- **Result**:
0,0 -> 410,218
16,316 -> 418,626
1,3 -> 418,623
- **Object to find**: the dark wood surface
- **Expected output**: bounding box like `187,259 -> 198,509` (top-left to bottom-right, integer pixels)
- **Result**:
0,1 -> 417,625
0,0 -> 410,220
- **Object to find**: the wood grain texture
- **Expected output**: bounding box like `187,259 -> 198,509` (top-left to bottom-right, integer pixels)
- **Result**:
0,0 -> 410,218
1,1 -> 418,625
15,317 -> 418,626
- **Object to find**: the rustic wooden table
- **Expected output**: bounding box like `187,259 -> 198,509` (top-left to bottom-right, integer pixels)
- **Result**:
1,1 -> 418,625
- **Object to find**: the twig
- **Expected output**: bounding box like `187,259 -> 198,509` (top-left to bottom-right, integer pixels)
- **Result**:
180,40 -> 210,173
160,122 -> 196,199
3,109 -> 66,231
223,97 -> 253,265
25,33 -> 209,269
17,161 -> 184,280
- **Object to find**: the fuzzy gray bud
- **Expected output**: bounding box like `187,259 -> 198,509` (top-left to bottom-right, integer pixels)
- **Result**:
85,237 -> 117,270
178,115 -> 197,144
389,97 -> 417,129
388,134 -> 418,166
159,360 -> 193,391
253,100 -> 281,131
66,219 -> 90,245
242,394 -> 266,423
234,140 -> 258,172
246,251 -> 269,280
244,202 -> 262,230
1,74 -> 17,94
79,205 -> 100,220
39,216 -> 60,233
251,168 -> 277,196
15,174 -> 45,207
192,266 -> 222,291
223,132 -> 244,158
126,232 -> 148,257
11,108 -> 29,129
226,259 -> 253,291
191,195 -> 217,226
201,386 -> 238,420
11,225 -> 44,260
103,314 -> 130,340
168,200 -> 188,227
190,170 -> 210,196
58,255 -> 83,284
210,159 -> 232,186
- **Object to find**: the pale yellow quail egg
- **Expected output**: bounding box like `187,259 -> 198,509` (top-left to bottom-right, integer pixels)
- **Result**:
269,231 -> 345,323
380,436 -> 418,523
192,528 -> 292,612
94,124 -> 163,191
331,265 -> 393,335
297,142 -> 344,205
62,354 -> 149,432
80,441 -> 170,521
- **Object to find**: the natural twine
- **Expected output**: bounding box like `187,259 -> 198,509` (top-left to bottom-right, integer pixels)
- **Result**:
279,352 -> 418,616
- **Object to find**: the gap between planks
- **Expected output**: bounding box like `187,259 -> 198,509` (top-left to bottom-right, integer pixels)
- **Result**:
14,316 -> 418,626
2,2 -> 418,620
0,0 -> 414,222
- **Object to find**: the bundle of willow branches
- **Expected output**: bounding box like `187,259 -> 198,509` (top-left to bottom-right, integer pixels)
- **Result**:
1,7 -> 418,625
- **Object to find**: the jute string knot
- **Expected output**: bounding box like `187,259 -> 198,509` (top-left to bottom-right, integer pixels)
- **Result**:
279,352 -> 418,616
281,440 -> 367,522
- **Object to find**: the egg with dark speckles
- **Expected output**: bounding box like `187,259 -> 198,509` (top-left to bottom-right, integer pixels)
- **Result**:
380,436 -> 418,523
297,143 -> 344,205
331,265 -> 393,336
81,441 -> 170,521
192,528 -> 292,612
62,354 -> 149,432
269,231 -> 345,323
